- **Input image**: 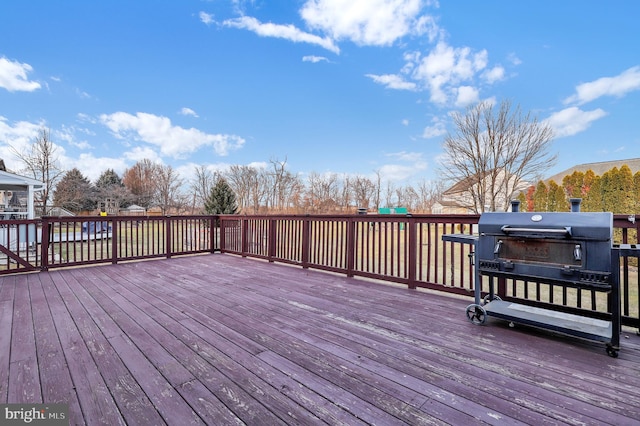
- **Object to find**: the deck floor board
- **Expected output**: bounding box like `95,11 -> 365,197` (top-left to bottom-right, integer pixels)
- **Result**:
2,253 -> 640,425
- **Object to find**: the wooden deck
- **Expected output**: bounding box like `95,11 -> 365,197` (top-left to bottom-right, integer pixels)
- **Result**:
1,254 -> 640,425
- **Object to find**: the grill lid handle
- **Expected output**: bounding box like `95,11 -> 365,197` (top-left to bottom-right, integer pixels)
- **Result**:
573,244 -> 582,261
500,225 -> 572,237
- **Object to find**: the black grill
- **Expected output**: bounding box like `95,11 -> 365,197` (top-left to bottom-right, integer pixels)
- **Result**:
476,209 -> 613,289
443,199 -> 623,357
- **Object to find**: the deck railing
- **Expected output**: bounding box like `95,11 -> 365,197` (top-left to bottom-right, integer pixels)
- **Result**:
1,213 -> 638,330
0,215 -> 216,274
219,213 -> 640,330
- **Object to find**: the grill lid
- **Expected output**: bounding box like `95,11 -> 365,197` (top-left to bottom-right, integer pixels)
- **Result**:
478,212 -> 613,241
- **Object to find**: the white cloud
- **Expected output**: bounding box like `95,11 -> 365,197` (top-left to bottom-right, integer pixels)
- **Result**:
248,161 -> 268,170
409,41 -> 489,105
366,73 -> 417,91
0,117 -> 44,170
199,11 -> 214,25
379,151 -> 428,181
544,107 -> 608,138
482,65 -> 505,84
454,86 -> 479,107
300,0 -> 435,47
0,57 -> 42,92
77,113 -> 98,124
564,66 -> 640,105
75,88 -> 91,99
507,53 -> 522,66
57,125 -> 92,150
302,55 -> 329,63
223,16 -> 340,54
70,153 -> 130,181
402,119 -> 409,126
179,107 -> 199,117
421,116 -> 446,138
124,146 -> 163,163
99,111 -> 245,158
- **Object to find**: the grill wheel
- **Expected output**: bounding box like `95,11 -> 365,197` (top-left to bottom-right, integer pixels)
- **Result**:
465,304 -> 487,325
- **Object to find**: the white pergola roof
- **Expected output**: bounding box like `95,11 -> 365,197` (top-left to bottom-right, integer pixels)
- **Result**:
0,170 -> 45,191
0,170 -> 45,219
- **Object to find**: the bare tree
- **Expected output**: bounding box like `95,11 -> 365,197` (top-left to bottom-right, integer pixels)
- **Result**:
155,164 -> 186,214
11,128 -> 64,215
225,164 -> 268,213
338,174 -> 352,211
384,181 -> 396,207
123,159 -> 160,208
265,158 -> 301,212
305,172 -> 341,213
395,185 -> 419,210
351,175 -> 376,210
416,179 -> 444,213
190,165 -> 220,213
440,99 -> 556,213
373,169 -> 382,210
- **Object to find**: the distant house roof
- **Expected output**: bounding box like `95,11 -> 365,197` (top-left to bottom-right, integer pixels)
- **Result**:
442,170 -> 492,195
0,170 -> 45,191
122,204 -> 146,211
546,158 -> 640,183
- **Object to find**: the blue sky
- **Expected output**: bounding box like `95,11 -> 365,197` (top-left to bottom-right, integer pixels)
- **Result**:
1,1 -> 639,187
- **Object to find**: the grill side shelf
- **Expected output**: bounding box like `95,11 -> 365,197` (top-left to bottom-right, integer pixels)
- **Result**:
441,233 -> 478,244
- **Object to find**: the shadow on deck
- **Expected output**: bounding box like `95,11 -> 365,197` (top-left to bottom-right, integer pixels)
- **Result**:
1,254 -> 639,425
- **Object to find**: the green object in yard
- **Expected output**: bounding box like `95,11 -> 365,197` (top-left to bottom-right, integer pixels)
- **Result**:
377,207 -> 408,230
378,207 -> 408,215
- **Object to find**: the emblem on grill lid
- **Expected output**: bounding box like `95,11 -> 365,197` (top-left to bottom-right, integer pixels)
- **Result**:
531,214 -> 543,222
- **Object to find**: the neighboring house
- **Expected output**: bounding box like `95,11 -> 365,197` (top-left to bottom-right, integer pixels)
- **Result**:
545,158 -> 640,184
434,158 -> 640,215
431,199 -> 470,215
435,169 -> 529,214
0,170 -> 45,219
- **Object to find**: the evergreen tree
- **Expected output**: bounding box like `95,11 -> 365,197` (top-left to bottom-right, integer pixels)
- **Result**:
562,170 -> 584,199
95,169 -> 134,210
547,180 -> 568,212
53,168 -> 97,213
533,180 -> 548,211
634,172 -> 640,213
582,175 -> 603,212
516,191 -> 527,212
582,169 -> 596,198
96,168 -> 123,187
204,178 -> 238,215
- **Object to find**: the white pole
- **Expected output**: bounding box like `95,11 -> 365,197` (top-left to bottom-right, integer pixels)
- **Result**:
27,185 -> 35,219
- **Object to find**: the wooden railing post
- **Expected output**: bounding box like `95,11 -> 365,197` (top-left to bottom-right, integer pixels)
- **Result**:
165,216 -> 172,258
407,216 -> 417,289
219,216 -> 226,253
268,218 -> 277,262
210,216 -> 217,253
40,216 -> 50,271
301,216 -> 310,269
111,217 -> 118,264
241,217 -> 249,257
346,217 -> 356,277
